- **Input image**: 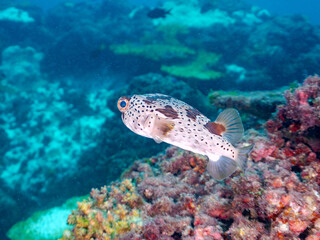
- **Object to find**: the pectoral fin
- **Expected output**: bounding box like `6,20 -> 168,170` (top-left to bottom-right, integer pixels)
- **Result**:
151,116 -> 175,143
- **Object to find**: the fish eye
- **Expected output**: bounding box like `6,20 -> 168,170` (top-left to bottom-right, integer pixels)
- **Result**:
120,100 -> 126,108
117,97 -> 130,112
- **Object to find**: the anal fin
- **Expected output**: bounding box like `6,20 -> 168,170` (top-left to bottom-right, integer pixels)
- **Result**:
207,154 -> 238,180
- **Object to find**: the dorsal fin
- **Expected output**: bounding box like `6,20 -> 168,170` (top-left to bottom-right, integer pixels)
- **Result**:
215,108 -> 243,145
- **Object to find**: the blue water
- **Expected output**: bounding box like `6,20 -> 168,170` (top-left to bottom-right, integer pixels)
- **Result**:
0,0 -> 319,239
29,0 -> 320,25
245,0 -> 320,25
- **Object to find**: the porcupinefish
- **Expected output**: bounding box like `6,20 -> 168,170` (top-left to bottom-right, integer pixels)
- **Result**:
117,94 -> 253,180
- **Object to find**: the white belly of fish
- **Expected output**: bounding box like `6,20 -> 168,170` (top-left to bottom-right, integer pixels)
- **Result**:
164,131 -> 238,162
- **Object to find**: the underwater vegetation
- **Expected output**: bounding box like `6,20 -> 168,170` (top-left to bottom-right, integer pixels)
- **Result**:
56,75 -> 320,240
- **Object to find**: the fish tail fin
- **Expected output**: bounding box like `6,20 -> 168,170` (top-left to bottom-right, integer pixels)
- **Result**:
207,154 -> 238,180
237,144 -> 254,173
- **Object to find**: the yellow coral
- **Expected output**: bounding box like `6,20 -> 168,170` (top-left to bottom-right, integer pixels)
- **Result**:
77,199 -> 92,215
61,179 -> 143,240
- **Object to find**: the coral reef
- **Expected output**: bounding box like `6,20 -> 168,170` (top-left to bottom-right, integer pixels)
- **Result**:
0,7 -> 34,23
2,0 -> 320,238
161,51 -> 222,81
0,69 -> 115,237
0,45 -> 43,88
60,179 -> 144,240
253,75 -> 320,158
61,143 -> 320,239
57,75 -> 320,239
0,0 -> 319,90
154,0 -> 236,27
252,75 -> 320,184
0,81 -> 114,195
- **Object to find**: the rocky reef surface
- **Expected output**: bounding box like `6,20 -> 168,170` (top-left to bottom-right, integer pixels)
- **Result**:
8,75 -> 318,240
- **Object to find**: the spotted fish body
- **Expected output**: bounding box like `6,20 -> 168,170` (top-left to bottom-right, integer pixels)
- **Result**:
117,94 -> 253,180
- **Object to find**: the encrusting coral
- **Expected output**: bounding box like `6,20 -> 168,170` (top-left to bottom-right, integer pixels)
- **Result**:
61,76 -> 320,240
252,75 -> 320,184
61,179 -> 144,240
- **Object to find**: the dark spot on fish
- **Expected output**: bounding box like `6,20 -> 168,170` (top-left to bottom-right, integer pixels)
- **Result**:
186,108 -> 202,122
204,122 -> 226,136
156,105 -> 179,119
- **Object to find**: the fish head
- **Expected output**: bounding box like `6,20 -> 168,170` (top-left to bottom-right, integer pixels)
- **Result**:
118,94 -> 175,140
117,95 -> 150,137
